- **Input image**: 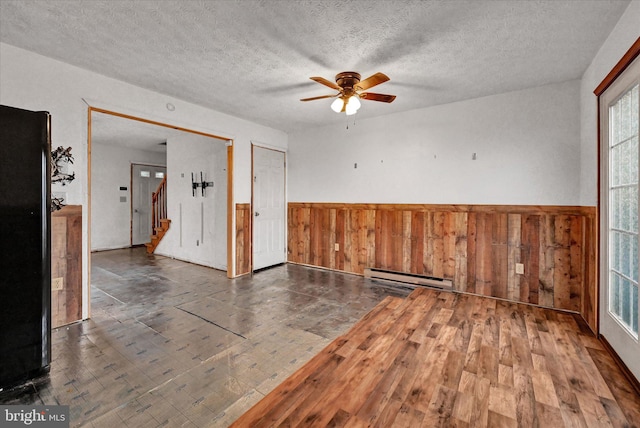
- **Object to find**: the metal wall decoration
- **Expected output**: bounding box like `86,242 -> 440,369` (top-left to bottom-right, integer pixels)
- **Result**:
191,171 -> 213,197
51,146 -> 75,211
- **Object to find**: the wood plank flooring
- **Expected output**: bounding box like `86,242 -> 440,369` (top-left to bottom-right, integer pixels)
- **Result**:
231,288 -> 640,427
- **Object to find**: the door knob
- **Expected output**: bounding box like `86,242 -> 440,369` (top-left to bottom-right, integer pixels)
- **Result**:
255,212 -> 260,217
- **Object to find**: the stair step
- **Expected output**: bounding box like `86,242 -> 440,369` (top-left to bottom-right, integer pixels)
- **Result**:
147,218 -> 171,254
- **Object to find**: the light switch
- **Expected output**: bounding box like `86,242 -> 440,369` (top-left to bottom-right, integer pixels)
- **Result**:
515,263 -> 525,275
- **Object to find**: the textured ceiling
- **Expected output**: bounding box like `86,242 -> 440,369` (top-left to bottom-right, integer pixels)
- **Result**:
0,0 -> 631,133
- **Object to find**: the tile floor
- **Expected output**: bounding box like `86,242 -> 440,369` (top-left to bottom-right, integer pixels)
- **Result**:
0,248 -> 407,427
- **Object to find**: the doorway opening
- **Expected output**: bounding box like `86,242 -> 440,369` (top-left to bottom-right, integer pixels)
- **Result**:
131,163 -> 167,247
87,107 -> 234,317
597,41 -> 640,382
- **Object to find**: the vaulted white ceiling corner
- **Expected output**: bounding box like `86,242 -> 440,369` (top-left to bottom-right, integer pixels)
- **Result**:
0,0 -> 631,133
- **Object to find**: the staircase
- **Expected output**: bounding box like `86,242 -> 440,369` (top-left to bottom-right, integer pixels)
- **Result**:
145,176 -> 170,254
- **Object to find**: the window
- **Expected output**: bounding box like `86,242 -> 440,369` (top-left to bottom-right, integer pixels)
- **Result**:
608,83 -> 639,337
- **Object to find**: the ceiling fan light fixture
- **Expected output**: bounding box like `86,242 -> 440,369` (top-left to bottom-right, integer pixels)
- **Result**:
302,71 -> 395,117
345,96 -> 361,116
348,95 -> 361,110
331,97 -> 344,113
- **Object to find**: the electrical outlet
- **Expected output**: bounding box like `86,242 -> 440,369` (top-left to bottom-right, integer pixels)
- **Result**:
52,277 -> 64,291
515,263 -> 525,275
334,243 -> 339,251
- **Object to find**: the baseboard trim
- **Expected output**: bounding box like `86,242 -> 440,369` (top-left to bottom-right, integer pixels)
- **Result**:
599,334 -> 640,396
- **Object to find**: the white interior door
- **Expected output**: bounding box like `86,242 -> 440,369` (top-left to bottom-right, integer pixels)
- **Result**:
599,55 -> 639,379
252,146 -> 285,270
131,164 -> 166,246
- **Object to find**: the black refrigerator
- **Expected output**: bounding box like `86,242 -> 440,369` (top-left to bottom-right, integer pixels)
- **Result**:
0,104 -> 52,388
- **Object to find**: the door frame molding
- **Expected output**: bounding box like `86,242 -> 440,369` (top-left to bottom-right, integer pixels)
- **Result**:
87,107 -> 236,320
250,142 -> 287,274
594,37 -> 640,393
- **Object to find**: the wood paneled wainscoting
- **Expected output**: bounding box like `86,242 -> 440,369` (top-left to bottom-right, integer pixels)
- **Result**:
236,203 -> 251,276
51,205 -> 82,328
287,203 -> 597,332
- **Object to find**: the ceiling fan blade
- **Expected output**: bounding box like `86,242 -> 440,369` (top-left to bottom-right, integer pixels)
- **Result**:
355,72 -> 390,91
310,76 -> 341,90
300,94 -> 338,102
360,92 -> 396,103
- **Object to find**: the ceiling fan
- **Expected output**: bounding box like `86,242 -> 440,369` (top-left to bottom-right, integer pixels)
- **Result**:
300,71 -> 396,115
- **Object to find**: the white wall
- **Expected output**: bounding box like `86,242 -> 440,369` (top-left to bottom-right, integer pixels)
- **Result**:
212,143 -> 228,268
289,80 -> 581,205
91,143 -> 166,251
580,0 -> 640,206
154,134 -> 227,270
0,43 -> 287,318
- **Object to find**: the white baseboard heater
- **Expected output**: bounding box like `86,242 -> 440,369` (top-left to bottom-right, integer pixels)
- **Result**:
364,267 -> 453,291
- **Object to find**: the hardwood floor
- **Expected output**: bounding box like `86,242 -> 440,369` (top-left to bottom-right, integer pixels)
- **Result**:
231,287 -> 640,427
